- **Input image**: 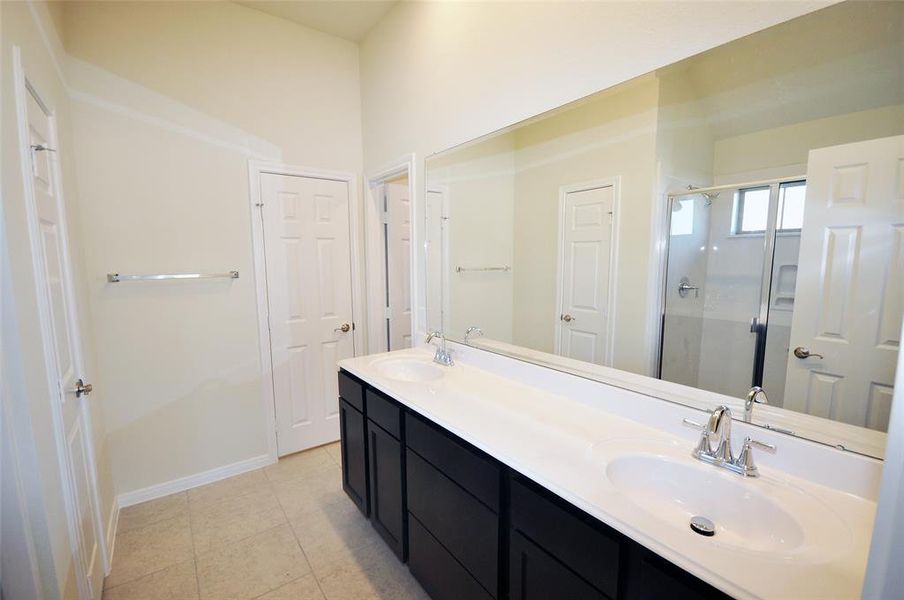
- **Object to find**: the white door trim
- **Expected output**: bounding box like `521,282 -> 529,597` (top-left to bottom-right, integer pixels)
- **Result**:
365,154 -> 416,354
553,177 -> 621,366
13,46 -> 109,597
248,160 -> 364,461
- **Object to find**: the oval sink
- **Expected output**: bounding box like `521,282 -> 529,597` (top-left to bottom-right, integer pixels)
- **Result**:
606,454 -> 804,553
372,357 -> 444,383
591,440 -> 850,560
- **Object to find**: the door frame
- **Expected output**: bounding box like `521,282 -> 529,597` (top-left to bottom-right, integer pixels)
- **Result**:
13,47 -> 110,596
248,160 -> 364,461
553,177 -> 621,366
364,154 -> 416,354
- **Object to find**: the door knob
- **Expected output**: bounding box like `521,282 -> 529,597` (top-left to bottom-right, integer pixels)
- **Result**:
335,323 -> 351,333
793,346 -> 823,360
560,314 -> 575,323
74,379 -> 93,398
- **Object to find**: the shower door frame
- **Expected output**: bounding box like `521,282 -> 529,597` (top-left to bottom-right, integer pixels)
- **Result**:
657,174 -> 806,389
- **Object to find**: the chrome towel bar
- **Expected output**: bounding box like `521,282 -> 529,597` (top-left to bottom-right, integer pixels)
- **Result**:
455,265 -> 511,273
107,270 -> 239,283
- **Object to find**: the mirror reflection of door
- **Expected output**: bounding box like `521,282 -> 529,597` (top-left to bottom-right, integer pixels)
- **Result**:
780,136 -> 903,431
383,178 -> 413,350
556,182 -> 616,365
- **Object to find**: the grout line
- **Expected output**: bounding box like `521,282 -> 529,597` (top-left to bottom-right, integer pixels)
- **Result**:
101,558 -> 194,593
269,471 -> 329,599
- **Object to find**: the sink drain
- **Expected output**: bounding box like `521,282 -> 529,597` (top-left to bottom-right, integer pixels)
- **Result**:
689,516 -> 715,537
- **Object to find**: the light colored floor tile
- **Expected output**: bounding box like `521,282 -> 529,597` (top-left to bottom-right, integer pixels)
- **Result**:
289,498 -> 380,573
102,560 -> 198,600
264,448 -> 336,484
323,443 -> 341,467
196,524 -> 311,600
118,493 -> 188,533
105,514 -> 194,589
190,487 -> 288,555
271,465 -> 343,521
254,574 -> 325,600
315,541 -> 428,600
188,470 -> 269,510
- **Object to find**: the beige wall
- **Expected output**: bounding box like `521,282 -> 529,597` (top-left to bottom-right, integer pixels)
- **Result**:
0,1 -> 112,597
429,134 -> 516,342
713,104 -> 904,178
511,76 -> 660,373
61,1 -> 364,496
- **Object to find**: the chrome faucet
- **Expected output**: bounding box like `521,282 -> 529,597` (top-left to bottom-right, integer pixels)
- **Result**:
426,330 -> 454,366
683,405 -> 776,477
464,326 -> 484,345
744,386 -> 768,422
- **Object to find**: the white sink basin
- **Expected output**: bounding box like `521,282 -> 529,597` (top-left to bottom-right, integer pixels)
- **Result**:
372,357 -> 444,383
591,440 -> 850,560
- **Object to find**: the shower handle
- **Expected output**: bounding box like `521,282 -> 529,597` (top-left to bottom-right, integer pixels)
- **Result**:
677,277 -> 699,298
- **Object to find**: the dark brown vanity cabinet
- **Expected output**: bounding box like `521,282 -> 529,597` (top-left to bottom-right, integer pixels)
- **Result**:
406,412 -> 501,600
338,371 -> 368,516
365,389 -> 407,560
337,369 -> 731,600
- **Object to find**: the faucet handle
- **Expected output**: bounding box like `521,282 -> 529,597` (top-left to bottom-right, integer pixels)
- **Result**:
735,436 -> 776,476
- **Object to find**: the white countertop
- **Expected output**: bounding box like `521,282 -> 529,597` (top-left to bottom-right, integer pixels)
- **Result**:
339,347 -> 877,600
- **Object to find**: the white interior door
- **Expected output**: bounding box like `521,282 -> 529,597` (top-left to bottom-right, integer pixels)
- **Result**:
783,136 -> 903,431
261,173 -> 355,456
25,83 -> 104,598
556,185 -> 614,365
385,181 -> 412,350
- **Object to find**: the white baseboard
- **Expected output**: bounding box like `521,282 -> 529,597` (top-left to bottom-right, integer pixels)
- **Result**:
104,497 -> 119,575
116,453 -> 275,508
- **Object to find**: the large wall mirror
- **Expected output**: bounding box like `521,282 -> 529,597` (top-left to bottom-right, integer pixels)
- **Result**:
424,1 -> 903,458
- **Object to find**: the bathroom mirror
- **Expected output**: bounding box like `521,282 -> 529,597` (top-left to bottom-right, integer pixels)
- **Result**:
425,0 -> 903,458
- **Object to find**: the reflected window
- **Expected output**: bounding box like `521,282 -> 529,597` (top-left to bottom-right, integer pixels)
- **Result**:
670,199 -> 695,236
777,181 -> 806,231
731,181 -> 806,234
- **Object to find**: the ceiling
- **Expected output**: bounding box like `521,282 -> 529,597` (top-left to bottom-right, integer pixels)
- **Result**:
236,0 -> 398,42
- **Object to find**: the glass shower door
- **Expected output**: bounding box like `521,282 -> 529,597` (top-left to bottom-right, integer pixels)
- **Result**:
660,186 -> 772,398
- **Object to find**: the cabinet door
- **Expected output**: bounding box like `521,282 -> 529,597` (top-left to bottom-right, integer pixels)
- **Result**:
368,420 -> 406,559
623,545 -> 729,600
339,398 -> 369,515
509,531 -> 608,600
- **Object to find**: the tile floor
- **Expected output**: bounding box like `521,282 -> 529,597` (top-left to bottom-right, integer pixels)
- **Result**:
103,443 -> 429,600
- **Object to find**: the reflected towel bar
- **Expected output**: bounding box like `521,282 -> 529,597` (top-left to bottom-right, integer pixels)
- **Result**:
455,266 -> 511,273
107,270 -> 239,283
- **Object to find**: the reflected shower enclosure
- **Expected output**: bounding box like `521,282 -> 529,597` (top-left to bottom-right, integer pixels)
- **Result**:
660,178 -> 809,416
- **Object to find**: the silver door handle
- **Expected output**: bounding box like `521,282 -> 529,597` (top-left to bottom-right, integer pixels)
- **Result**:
793,346 -> 823,360
72,378 -> 93,398
334,323 -> 351,333
560,314 -> 575,323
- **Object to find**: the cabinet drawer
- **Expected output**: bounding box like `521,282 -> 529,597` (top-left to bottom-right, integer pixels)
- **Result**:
406,412 -> 499,510
338,370 -> 365,412
510,476 -> 621,598
408,515 -> 494,600
510,530 -> 608,600
365,389 -> 402,439
339,399 -> 368,516
407,450 -> 498,595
